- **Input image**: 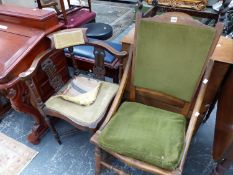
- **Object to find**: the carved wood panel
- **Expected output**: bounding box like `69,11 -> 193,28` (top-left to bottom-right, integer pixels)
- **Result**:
32,50 -> 70,102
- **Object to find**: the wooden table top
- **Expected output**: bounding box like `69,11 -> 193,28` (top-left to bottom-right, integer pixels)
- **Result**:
212,37 -> 233,64
0,4 -> 55,20
121,28 -> 233,64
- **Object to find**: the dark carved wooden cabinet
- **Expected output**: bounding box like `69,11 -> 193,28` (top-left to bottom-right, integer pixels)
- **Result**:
0,4 -> 64,144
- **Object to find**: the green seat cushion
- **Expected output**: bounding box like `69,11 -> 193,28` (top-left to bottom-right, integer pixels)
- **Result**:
99,102 -> 186,170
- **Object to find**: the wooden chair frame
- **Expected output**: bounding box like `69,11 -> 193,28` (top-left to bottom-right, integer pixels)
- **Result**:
65,53 -> 121,83
19,37 -> 128,144
37,0 -> 61,13
37,0 -> 94,25
58,0 -> 94,25
90,11 -> 223,175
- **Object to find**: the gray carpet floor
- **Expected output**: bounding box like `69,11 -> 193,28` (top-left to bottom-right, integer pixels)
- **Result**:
1,100 -> 233,174
91,0 -> 135,39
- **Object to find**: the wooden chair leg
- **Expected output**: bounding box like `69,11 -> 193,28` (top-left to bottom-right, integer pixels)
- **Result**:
95,146 -> 102,175
113,71 -> 119,83
100,161 -> 129,175
95,148 -> 129,175
44,115 -> 62,144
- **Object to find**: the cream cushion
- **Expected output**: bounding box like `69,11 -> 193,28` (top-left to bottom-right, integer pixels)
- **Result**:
56,76 -> 101,106
45,77 -> 119,128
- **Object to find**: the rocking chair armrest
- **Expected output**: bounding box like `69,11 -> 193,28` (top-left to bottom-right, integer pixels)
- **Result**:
19,48 -> 54,81
99,46 -> 133,131
179,22 -> 224,171
87,40 -> 128,59
178,59 -> 215,171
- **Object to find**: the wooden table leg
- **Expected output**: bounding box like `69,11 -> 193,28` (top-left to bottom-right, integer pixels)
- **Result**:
6,82 -> 47,144
212,67 -> 233,159
195,62 -> 230,132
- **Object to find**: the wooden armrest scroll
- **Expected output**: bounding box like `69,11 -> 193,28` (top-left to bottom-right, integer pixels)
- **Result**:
19,48 -> 54,80
99,46 -> 133,131
87,40 -> 128,59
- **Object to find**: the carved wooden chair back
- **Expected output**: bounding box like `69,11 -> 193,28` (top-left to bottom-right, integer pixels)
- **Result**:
39,29 -> 125,93
67,40 -> 125,82
40,51 -> 69,93
38,48 -> 123,96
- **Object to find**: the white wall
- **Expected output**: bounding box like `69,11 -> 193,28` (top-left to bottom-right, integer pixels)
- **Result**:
1,0 -> 37,8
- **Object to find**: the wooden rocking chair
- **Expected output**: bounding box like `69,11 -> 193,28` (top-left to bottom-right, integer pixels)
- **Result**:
19,29 -> 128,144
90,10 -> 223,175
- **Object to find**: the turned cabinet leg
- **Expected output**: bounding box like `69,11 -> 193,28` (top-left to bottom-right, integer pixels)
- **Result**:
95,146 -> 102,175
6,83 -> 47,144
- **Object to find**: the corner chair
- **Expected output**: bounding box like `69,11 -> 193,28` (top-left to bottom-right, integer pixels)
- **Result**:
19,29 -> 128,144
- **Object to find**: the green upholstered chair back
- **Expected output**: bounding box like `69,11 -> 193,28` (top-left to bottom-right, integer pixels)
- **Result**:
133,15 -> 216,102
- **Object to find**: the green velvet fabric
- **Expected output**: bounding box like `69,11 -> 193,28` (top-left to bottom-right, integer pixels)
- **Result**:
134,20 -> 215,102
99,102 -> 186,170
